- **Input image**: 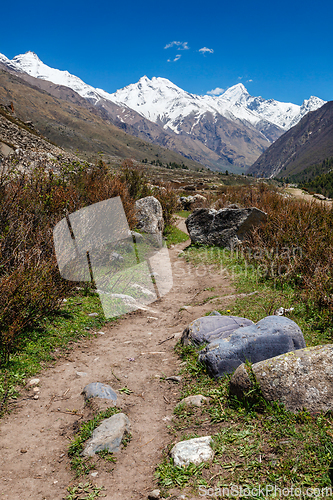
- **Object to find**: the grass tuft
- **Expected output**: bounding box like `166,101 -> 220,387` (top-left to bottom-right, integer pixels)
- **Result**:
68,406 -> 120,477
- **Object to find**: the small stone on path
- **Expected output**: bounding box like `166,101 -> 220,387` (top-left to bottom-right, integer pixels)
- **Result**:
76,371 -> 88,377
166,376 -> 182,383
82,382 -> 117,402
82,413 -> 130,457
28,378 -> 40,386
148,489 -> 161,500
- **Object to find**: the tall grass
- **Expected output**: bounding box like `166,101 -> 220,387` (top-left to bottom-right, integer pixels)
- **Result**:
214,183 -> 333,312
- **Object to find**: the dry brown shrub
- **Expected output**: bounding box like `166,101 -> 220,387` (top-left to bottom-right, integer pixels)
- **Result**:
214,184 -> 333,307
0,159 -> 143,364
153,184 -> 180,228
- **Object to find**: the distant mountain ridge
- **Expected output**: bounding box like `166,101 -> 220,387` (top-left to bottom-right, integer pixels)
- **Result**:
0,51 -> 326,172
247,101 -> 333,178
0,67 -> 204,170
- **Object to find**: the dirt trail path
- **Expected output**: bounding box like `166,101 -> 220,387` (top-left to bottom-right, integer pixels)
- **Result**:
285,187 -> 332,205
0,223 -> 234,500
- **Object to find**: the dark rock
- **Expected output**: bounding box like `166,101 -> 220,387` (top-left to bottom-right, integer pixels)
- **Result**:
82,383 -> 117,402
185,207 -> 267,248
230,344 -> 333,414
181,315 -> 254,346
198,316 -> 306,378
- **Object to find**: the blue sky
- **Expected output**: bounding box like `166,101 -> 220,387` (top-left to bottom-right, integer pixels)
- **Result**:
1,0 -> 332,104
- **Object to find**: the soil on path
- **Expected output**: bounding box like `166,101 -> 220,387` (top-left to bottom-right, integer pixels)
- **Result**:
285,187 -> 333,205
0,224 -> 235,500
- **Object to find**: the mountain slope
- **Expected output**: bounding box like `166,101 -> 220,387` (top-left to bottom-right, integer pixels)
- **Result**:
247,101 -> 333,178
0,51 -> 326,172
0,68 -> 203,170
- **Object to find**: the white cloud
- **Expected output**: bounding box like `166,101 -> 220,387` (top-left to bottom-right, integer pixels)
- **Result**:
207,87 -> 225,96
247,79 -> 253,82
164,41 -> 189,50
199,47 -> 214,54
168,54 -> 181,62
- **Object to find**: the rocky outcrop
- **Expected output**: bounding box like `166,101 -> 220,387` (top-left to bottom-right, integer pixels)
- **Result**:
198,316 -> 306,378
0,105 -> 88,173
185,207 -> 267,248
230,344 -> 333,414
179,194 -> 207,210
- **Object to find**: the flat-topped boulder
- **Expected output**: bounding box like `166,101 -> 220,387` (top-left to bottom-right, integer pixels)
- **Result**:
198,315 -> 305,378
181,314 -> 254,346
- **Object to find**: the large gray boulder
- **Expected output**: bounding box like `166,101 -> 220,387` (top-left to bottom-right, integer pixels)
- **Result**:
230,345 -> 333,414
181,315 -> 254,346
185,207 -> 267,248
198,316 -> 306,378
135,196 -> 164,245
82,413 -> 130,456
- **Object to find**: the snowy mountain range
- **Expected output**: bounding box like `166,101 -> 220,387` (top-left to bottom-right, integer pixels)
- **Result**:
0,51 -> 326,172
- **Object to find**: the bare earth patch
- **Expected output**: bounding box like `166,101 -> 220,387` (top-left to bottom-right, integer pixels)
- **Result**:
0,227 -> 234,500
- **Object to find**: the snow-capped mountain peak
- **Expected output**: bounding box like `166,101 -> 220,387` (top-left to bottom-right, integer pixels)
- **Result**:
0,53 -> 9,64
0,50 -> 326,136
218,83 -> 249,102
0,50 -> 106,103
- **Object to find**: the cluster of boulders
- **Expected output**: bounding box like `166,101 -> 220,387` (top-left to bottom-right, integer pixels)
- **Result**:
182,311 -> 333,414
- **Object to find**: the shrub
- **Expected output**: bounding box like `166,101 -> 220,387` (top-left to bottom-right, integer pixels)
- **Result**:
153,184 -> 180,228
0,159 -> 140,365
